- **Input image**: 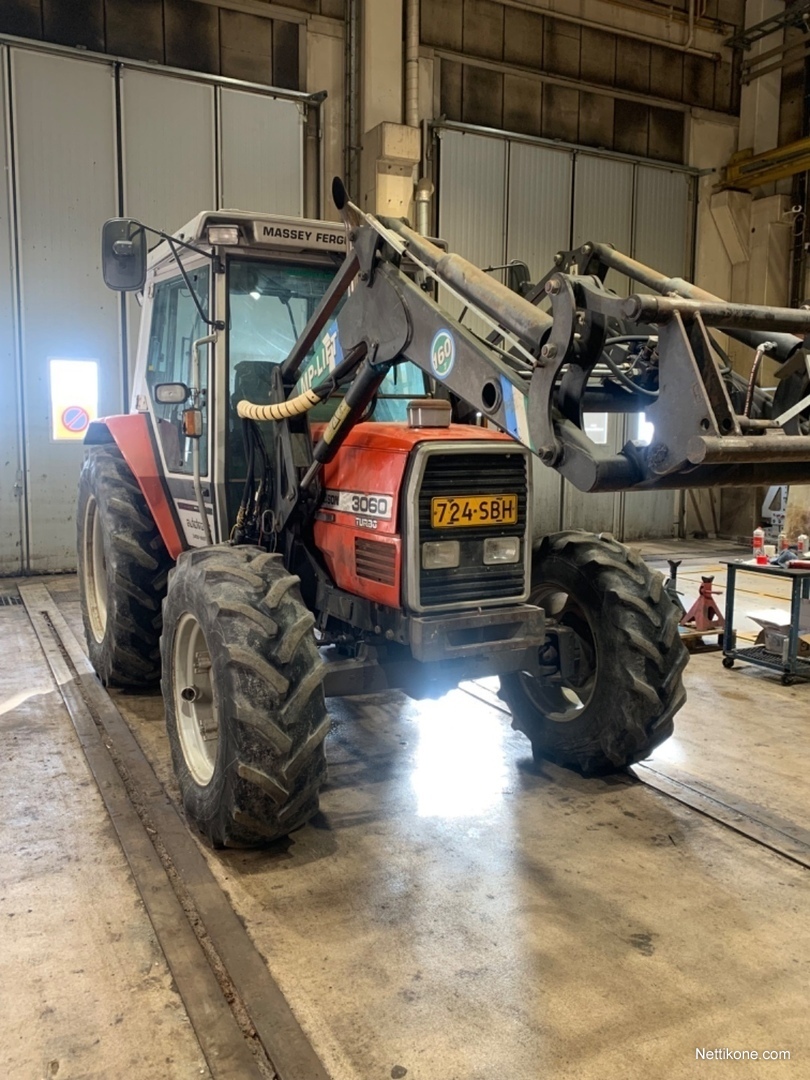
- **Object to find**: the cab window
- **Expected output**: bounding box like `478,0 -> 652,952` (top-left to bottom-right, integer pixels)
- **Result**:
227,260 -> 334,491
146,265 -> 211,475
228,258 -> 426,427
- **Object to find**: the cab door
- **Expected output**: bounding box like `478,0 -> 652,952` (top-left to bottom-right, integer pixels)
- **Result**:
143,259 -> 217,546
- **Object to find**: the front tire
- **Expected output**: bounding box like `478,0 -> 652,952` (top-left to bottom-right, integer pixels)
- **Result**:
499,531 -> 687,773
161,546 -> 330,847
77,445 -> 172,687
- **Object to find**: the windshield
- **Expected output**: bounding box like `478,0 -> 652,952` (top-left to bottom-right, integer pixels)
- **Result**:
229,259 -> 331,366
227,257 -> 427,426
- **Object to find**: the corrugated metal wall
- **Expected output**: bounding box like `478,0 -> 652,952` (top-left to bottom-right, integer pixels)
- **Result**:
12,50 -> 121,573
0,50 -> 22,573
219,89 -> 304,214
120,69 -> 218,390
0,42 -> 306,574
567,152 -> 634,534
506,141 -> 573,533
437,134 -> 507,340
436,126 -> 696,542
621,164 -> 693,540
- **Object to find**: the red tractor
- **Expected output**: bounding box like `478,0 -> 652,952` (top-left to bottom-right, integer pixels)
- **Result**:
79,184 -> 810,846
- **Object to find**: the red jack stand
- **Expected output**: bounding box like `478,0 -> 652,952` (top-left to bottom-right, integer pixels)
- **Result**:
680,576 -> 725,633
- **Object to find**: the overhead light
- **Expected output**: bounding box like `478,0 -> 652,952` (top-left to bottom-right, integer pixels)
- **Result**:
207,225 -> 239,245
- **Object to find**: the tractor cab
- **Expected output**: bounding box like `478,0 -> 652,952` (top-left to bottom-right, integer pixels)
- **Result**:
110,210 -> 426,547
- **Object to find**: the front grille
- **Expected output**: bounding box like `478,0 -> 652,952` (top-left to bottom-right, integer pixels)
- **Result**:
355,537 -> 397,586
417,450 -> 528,608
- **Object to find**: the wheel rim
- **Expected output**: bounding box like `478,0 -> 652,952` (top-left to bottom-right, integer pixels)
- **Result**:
84,495 -> 108,644
173,612 -> 219,786
518,581 -> 598,723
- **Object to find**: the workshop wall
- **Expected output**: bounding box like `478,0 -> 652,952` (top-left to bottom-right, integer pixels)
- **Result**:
0,0 -> 348,89
424,0 -> 746,164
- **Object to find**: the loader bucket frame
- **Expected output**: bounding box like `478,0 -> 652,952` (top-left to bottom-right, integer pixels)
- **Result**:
236,185 -> 810,508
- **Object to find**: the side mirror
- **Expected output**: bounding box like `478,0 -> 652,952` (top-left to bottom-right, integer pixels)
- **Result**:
101,218 -> 146,292
506,261 -> 532,297
154,382 -> 190,404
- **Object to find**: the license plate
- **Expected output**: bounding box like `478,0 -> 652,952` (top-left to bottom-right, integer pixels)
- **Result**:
431,494 -> 518,528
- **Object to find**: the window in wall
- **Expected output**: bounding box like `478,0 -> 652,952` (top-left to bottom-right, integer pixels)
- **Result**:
634,413 -> 654,447
583,412 -> 609,445
146,265 -> 211,475
50,359 -> 98,441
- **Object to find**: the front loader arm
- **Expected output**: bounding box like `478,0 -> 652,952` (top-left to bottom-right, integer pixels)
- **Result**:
238,184 -> 810,497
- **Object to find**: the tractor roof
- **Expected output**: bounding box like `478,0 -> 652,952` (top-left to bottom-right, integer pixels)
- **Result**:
147,209 -> 348,268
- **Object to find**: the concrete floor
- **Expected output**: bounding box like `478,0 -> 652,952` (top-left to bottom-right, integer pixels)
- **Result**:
1,555 -> 808,1080
0,602 -> 210,1080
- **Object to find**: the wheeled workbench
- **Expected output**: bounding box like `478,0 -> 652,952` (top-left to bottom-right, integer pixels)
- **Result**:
721,560 -> 810,685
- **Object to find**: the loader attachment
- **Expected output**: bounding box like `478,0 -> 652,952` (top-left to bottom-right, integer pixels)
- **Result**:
237,181 -> 810,498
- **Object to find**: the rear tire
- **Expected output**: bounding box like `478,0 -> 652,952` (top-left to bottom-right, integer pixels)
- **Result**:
499,531 -> 687,773
77,445 -> 172,688
161,546 -> 329,847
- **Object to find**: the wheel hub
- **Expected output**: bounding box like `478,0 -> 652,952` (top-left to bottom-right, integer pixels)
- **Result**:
173,614 -> 219,784
83,495 -> 108,644
518,583 -> 598,723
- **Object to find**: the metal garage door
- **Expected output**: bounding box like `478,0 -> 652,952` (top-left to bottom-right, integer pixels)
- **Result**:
437,126 -> 696,542
622,165 -> 694,540
120,69 -> 217,395
11,49 -> 121,573
219,89 -> 304,215
506,141 -> 572,538
0,44 -> 308,574
0,50 -> 22,574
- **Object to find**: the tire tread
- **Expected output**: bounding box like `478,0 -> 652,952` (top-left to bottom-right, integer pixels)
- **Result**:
500,530 -> 687,773
77,445 -> 171,688
161,546 -> 329,847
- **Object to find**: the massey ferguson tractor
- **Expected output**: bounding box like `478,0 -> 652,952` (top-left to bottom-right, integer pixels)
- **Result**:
79,179 -> 810,847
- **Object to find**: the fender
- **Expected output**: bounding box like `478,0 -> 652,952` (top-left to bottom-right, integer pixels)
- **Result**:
85,415 -> 186,560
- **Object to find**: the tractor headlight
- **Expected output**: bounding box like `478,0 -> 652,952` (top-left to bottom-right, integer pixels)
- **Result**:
483,537 -> 520,564
422,541 -> 460,569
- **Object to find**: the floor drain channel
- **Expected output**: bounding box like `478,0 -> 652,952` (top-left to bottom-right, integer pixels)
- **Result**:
0,594 -> 23,606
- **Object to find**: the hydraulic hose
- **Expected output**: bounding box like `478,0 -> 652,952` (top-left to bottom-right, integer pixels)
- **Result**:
237,387 -> 321,421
